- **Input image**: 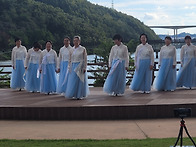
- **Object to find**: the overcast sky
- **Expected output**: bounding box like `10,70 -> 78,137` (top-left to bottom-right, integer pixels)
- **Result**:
88,0 -> 196,35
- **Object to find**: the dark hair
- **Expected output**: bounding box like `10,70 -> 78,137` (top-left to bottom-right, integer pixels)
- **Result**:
113,34 -> 123,42
64,36 -> 71,41
45,40 -> 53,45
33,42 -> 42,49
140,33 -> 148,43
185,35 -> 191,40
74,36 -> 81,41
165,36 -> 172,41
15,38 -> 21,42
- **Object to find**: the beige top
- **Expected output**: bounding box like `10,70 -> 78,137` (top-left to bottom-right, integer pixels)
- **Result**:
40,49 -> 58,68
180,44 -> 196,64
11,45 -> 27,67
159,44 -> 176,66
108,43 -> 129,68
24,48 -> 41,68
135,43 -> 154,66
58,45 -> 73,69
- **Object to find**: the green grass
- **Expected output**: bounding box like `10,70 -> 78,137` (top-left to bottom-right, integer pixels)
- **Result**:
0,138 -> 195,147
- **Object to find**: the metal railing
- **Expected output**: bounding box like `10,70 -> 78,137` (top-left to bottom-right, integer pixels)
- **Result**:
0,62 -> 181,87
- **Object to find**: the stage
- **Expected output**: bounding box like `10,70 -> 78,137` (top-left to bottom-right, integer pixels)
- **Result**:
0,87 -> 196,120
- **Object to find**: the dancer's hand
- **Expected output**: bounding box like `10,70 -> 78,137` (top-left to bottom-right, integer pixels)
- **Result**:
13,66 -> 15,70
150,65 -> 153,70
181,64 -> 183,67
83,69 -> 86,73
125,67 -> 128,70
173,65 -> 176,68
56,69 -> 60,73
40,69 -> 42,73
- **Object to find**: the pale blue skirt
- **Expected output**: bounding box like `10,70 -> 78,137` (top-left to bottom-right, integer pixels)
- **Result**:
103,59 -> 126,94
10,60 -> 25,89
130,59 -> 152,92
177,58 -> 196,88
57,61 -> 69,93
155,58 -> 176,91
25,63 -> 40,92
40,63 -> 57,93
65,62 -> 89,99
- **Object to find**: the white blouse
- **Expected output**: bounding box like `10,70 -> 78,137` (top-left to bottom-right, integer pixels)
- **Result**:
135,43 -> 154,66
71,45 -> 87,70
108,43 -> 129,67
58,45 -> 73,69
180,44 -> 196,63
40,49 -> 58,68
24,48 -> 41,67
159,44 -> 176,66
11,45 -> 27,67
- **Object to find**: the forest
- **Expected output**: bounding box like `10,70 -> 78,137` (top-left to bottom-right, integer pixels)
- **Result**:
0,0 -> 159,60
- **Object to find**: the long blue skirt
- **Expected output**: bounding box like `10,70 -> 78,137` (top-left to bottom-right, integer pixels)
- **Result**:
25,63 -> 40,92
155,58 -> 176,91
40,63 -> 57,93
103,59 -> 126,94
65,62 -> 89,99
177,58 -> 196,88
10,60 -> 25,89
130,59 -> 152,92
57,61 -> 69,93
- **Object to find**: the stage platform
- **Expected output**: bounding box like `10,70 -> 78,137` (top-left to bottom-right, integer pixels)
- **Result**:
0,87 -> 196,120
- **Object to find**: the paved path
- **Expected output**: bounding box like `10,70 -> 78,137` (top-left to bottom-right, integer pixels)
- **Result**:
0,118 -> 196,140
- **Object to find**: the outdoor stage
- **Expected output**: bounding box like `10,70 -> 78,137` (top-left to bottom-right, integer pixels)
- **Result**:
0,87 -> 196,120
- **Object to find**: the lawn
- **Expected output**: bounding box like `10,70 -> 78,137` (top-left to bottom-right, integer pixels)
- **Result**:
0,138 -> 195,147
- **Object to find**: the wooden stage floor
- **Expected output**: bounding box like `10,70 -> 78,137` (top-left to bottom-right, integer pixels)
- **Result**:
0,87 -> 196,120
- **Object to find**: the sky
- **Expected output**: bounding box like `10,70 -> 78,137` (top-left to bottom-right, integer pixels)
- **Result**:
88,0 -> 196,35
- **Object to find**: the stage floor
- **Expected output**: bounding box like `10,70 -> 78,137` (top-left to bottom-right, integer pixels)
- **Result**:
0,87 -> 196,107
0,87 -> 196,120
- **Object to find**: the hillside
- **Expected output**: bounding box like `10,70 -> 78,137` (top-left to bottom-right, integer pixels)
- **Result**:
0,0 -> 158,55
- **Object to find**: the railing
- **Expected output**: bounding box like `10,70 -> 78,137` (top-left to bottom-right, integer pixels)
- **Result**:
0,62 -> 181,87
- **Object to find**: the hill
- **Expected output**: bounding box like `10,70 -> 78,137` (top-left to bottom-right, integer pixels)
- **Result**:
0,0 -> 158,55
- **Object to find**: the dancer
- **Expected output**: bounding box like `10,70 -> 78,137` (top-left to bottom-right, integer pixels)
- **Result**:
10,38 -> 27,90
57,37 -> 73,93
65,36 -> 89,99
155,36 -> 176,91
177,36 -> 196,89
40,41 -> 58,94
103,34 -> 129,96
24,42 -> 42,92
130,33 -> 154,93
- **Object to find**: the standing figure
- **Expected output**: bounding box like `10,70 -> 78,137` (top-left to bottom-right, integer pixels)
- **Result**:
130,34 -> 154,93
177,36 -> 196,89
155,36 -> 176,91
57,37 -> 73,93
103,34 -> 129,96
24,42 -> 42,92
65,36 -> 89,99
40,41 -> 58,94
10,38 -> 27,90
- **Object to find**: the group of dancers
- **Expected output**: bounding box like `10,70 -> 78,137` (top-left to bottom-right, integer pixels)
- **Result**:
104,34 -> 196,95
10,36 -> 88,99
10,33 -> 196,99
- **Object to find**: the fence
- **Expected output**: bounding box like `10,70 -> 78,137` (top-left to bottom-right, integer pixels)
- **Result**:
0,61 -> 182,87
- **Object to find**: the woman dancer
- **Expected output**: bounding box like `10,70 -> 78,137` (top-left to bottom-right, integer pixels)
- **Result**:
57,37 -> 73,93
103,34 -> 129,96
155,36 -> 176,91
10,38 -> 27,90
130,34 -> 154,93
177,36 -> 196,89
24,42 -> 42,92
40,41 -> 58,94
65,36 -> 89,99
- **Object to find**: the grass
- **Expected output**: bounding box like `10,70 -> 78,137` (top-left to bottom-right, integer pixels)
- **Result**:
0,138 -> 195,147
